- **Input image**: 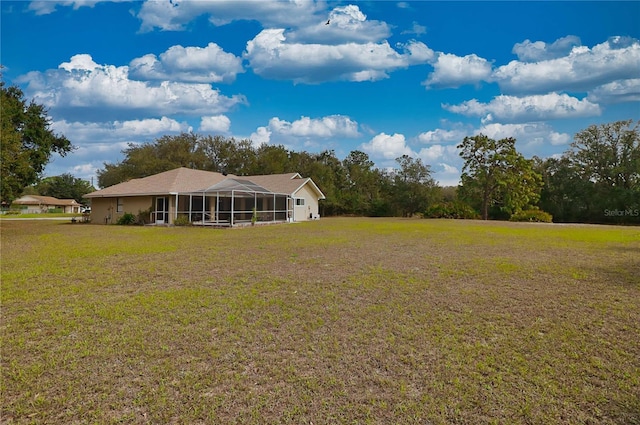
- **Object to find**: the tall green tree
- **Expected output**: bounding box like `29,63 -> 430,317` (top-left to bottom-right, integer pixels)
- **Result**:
458,135 -> 542,220
253,144 -> 291,175
390,155 -> 437,217
1,82 -> 73,203
540,120 -> 639,223
35,173 -> 95,204
97,133 -> 209,187
342,150 -> 384,215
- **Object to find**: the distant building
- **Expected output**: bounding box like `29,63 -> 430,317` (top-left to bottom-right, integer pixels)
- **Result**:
11,195 -> 83,214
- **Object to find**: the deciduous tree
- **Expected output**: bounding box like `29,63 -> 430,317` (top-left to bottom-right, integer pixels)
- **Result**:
1,82 -> 72,203
457,135 -> 542,220
35,173 -> 95,204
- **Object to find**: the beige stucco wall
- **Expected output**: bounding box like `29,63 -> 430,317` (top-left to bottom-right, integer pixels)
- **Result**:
89,196 -> 154,224
293,185 -> 320,221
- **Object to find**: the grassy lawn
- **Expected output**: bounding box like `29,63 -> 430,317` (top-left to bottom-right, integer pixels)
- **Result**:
1,218 -> 639,424
0,213 -> 83,219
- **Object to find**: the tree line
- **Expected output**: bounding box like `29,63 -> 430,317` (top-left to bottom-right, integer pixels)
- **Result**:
2,81 -> 638,223
97,133 -> 441,218
95,119 -> 639,224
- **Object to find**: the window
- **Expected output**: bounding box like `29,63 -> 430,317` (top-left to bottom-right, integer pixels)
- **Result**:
117,198 -> 123,213
295,198 -> 305,206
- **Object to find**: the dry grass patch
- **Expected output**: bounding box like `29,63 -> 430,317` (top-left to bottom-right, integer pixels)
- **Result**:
1,218 -> 639,424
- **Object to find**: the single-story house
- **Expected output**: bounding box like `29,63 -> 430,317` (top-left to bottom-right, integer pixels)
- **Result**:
84,167 -> 326,226
11,195 -> 83,214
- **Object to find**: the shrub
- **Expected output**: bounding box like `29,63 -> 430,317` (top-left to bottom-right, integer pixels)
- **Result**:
174,215 -> 191,226
425,202 -> 479,219
509,208 -> 553,223
116,212 -> 137,225
136,207 -> 152,225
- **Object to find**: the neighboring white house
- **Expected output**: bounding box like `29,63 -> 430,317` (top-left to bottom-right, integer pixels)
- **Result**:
11,195 -> 83,214
84,167 -> 325,226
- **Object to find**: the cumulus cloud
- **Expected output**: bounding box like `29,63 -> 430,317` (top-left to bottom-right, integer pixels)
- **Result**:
28,0 -> 129,15
402,21 -> 427,37
249,126 -> 272,147
417,128 -> 468,144
362,133 -> 463,185
417,143 -> 459,163
290,4 -> 391,45
51,117 -> 192,144
137,0 -> 323,32
494,36 -> 640,94
360,133 -> 414,161
18,54 -> 246,121
444,92 -> 601,123
423,52 -> 493,88
476,122 -> 571,153
199,115 -> 231,133
252,115 -> 360,146
129,43 -> 244,83
245,29 -> 433,83
587,78 -> 640,103
429,161 -> 462,187
512,35 -> 581,62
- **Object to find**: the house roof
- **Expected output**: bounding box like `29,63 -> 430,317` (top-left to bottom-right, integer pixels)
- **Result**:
13,195 -> 81,206
85,168 -> 231,198
249,173 -> 326,199
85,167 -> 326,200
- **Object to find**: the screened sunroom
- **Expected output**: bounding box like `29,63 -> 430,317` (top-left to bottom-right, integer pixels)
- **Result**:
176,178 -> 292,226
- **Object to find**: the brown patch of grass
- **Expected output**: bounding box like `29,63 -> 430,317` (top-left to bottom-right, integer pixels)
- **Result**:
2,218 -> 639,424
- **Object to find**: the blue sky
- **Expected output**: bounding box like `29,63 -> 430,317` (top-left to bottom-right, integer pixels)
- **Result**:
2,1 -> 639,187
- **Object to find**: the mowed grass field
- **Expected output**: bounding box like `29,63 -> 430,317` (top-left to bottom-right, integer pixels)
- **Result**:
1,218 -> 639,424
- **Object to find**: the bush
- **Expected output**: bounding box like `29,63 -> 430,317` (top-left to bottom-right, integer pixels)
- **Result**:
425,202 -> 479,219
174,215 -> 191,226
116,212 -> 137,225
509,208 -> 553,223
136,207 -> 152,225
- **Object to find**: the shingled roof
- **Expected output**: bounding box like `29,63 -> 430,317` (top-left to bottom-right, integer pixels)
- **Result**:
12,195 -> 82,206
85,167 -> 325,199
249,173 -> 325,199
85,168 -> 232,198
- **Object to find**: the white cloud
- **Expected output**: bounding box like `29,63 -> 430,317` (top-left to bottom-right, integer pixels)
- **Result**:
476,122 -> 571,155
432,162 -> 461,187
129,43 -> 243,83
494,36 -> 640,94
260,115 -> 360,139
137,0 -> 323,32
28,0 -> 129,15
402,21 -> 427,36
290,4 -> 391,45
245,29 -> 433,83
424,52 -> 493,88
417,144 -> 459,162
444,92 -> 601,123
418,128 -> 468,144
512,36 -> 581,62
199,115 -> 231,133
249,127 -> 272,147
52,117 -> 192,143
361,133 -> 414,161
587,78 -> 640,103
18,54 -> 246,121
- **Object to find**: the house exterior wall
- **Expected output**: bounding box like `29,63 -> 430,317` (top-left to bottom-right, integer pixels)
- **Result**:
293,185 -> 320,221
90,196 -> 154,224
